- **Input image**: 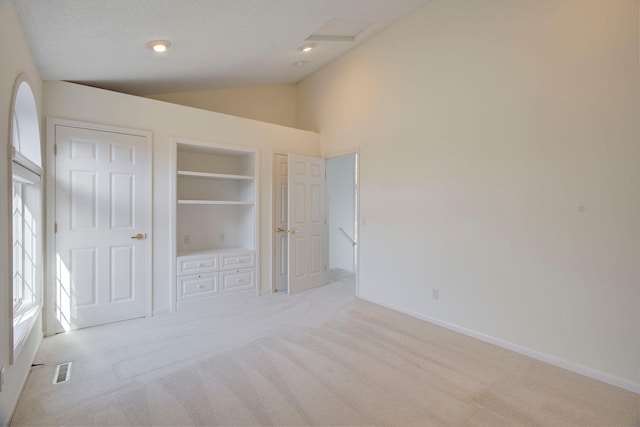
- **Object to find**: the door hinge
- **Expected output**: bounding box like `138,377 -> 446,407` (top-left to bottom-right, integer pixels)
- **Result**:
54,222 -> 57,233
53,144 -> 57,156
10,146 -> 16,160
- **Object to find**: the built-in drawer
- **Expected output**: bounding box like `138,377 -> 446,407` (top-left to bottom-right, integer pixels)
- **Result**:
177,254 -> 219,276
178,272 -> 219,300
219,251 -> 255,271
220,268 -> 255,293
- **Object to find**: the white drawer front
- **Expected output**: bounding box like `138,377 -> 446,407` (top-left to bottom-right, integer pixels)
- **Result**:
178,273 -> 219,300
220,268 -> 255,293
177,254 -> 219,275
220,251 -> 255,270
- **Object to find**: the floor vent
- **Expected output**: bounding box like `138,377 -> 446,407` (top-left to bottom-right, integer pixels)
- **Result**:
53,362 -> 72,384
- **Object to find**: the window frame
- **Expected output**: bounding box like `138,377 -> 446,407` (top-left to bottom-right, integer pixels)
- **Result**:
8,76 -> 43,363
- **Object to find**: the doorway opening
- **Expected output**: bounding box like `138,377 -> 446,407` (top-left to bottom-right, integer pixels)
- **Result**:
326,152 -> 358,295
273,151 -> 359,296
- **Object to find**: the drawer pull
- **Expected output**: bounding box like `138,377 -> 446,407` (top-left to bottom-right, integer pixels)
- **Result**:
197,284 -> 204,289
236,278 -> 242,283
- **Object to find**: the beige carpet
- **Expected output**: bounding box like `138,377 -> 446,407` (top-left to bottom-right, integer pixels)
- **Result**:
11,278 -> 639,426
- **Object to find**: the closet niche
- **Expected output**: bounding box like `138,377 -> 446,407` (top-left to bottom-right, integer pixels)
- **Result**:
174,140 -> 258,309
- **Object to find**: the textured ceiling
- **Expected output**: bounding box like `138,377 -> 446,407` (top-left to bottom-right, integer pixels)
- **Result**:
13,0 -> 429,95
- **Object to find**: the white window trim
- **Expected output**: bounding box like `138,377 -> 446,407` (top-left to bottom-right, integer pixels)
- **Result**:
11,170 -> 42,356
13,149 -> 42,180
8,76 -> 43,364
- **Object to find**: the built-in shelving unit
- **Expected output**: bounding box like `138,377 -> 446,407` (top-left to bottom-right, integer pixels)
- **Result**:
173,139 -> 259,310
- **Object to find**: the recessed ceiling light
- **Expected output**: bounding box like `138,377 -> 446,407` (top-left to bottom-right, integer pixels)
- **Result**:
148,40 -> 171,53
298,43 -> 316,52
294,61 -> 307,67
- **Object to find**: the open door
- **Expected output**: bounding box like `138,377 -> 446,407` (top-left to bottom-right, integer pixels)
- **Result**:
287,154 -> 328,294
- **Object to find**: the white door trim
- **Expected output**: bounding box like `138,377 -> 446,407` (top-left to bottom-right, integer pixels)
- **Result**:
45,118 -> 153,336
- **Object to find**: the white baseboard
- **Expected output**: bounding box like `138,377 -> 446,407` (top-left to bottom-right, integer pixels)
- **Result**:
7,329 -> 43,426
152,309 -> 170,316
361,296 -> 640,395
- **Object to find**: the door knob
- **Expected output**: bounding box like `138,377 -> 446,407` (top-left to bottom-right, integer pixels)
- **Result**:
290,229 -> 297,234
275,227 -> 286,233
130,233 -> 145,240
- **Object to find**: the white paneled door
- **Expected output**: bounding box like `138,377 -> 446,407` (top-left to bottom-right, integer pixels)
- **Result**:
287,154 -> 327,294
274,154 -> 289,292
55,125 -> 148,331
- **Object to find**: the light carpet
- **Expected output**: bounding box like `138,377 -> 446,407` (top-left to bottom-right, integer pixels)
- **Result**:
11,278 -> 639,426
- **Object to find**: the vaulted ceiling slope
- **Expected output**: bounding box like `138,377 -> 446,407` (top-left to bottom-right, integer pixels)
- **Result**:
13,0 -> 429,95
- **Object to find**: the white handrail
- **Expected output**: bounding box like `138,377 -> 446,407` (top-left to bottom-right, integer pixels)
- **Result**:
339,227 -> 357,246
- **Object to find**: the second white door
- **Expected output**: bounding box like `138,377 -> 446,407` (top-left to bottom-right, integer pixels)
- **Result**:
287,154 -> 327,294
274,154 -> 288,292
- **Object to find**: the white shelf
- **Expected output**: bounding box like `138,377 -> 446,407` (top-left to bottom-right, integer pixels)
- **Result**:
178,170 -> 253,180
177,247 -> 253,257
178,200 -> 254,205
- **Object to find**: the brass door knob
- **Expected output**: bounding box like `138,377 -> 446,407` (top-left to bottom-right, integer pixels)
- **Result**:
130,233 -> 145,240
275,227 -> 286,233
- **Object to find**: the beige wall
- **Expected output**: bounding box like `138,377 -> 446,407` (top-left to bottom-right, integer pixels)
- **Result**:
44,81 -> 320,316
0,0 -> 44,424
147,84 -> 297,128
297,0 -> 640,391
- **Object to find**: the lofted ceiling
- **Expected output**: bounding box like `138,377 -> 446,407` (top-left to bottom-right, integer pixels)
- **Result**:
13,0 -> 429,96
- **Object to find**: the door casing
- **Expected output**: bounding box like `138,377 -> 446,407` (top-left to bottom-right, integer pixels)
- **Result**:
45,118 -> 153,336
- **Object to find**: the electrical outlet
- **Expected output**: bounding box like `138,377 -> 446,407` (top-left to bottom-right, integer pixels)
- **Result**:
183,234 -> 190,244
432,289 -> 440,300
1,365 -> 5,392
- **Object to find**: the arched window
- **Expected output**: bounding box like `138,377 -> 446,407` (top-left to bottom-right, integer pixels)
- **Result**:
10,77 -> 42,361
